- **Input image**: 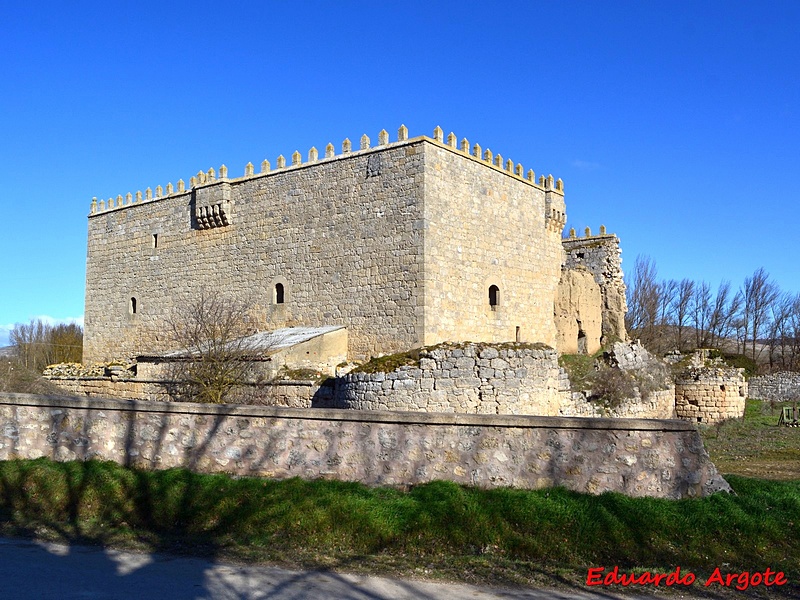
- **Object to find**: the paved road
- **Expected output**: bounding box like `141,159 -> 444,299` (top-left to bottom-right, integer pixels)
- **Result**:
0,537 -> 688,599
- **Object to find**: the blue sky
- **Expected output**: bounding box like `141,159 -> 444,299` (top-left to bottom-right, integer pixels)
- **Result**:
1,1 -> 799,347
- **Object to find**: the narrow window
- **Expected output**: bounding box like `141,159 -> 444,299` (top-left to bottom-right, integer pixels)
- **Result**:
275,283 -> 285,304
515,326 -> 521,342
488,285 -> 499,310
129,297 -> 137,315
152,233 -> 158,249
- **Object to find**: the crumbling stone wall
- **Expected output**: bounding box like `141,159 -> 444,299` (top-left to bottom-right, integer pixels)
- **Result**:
748,372 -> 800,402
559,341 -> 675,419
328,343 -> 567,415
675,367 -> 747,423
0,392 -> 730,498
562,229 -> 627,344
554,267 -> 602,355
559,388 -> 675,419
329,342 -> 675,419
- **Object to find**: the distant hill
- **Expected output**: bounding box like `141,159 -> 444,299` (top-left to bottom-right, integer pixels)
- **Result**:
0,346 -> 15,358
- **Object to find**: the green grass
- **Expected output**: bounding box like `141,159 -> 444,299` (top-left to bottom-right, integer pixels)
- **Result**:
0,397 -> 797,593
558,353 -> 597,391
350,348 -> 423,373
700,399 -> 800,481
0,457 -> 797,592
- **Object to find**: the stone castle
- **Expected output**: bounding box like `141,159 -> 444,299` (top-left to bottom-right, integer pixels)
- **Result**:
84,125 -> 626,366
14,125 -> 735,500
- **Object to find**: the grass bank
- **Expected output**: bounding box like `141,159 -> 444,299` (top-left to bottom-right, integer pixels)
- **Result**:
0,457 -> 797,593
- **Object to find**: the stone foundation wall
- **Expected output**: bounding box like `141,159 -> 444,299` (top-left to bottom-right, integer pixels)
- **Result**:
748,372 -> 800,402
46,341 -> 676,420
46,378 -> 170,401
45,377 -> 328,409
559,387 -> 676,419
675,368 -> 747,423
0,392 -> 730,498
327,344 -> 568,415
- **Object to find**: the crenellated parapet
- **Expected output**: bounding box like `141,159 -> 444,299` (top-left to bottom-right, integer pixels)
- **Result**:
88,125 -> 565,218
89,178 -> 188,216
565,224 -> 613,240
543,174 -> 567,235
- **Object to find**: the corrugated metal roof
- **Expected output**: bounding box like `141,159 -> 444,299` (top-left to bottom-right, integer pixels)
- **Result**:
236,326 -> 345,351
140,326 -> 345,360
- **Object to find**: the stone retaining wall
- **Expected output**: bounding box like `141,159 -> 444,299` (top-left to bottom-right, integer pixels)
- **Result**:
0,392 -> 730,498
748,372 -> 800,402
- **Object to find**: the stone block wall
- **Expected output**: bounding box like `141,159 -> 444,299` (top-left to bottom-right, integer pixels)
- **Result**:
45,377 -> 329,409
85,127 -> 567,365
85,140 -> 427,364
327,342 -> 675,419
327,344 -> 568,415
559,388 -> 676,419
675,367 -> 747,423
421,143 -> 564,347
748,372 -> 800,401
0,392 -> 730,498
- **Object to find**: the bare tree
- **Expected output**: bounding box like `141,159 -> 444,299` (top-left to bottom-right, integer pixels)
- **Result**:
625,256 -> 665,349
10,320 -> 82,372
624,258 -> 795,370
165,290 -> 260,403
671,278 -> 694,351
658,279 -> 678,331
690,281 -> 711,349
741,268 -> 780,361
705,281 -> 740,350
766,292 -> 796,371
786,293 -> 800,370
